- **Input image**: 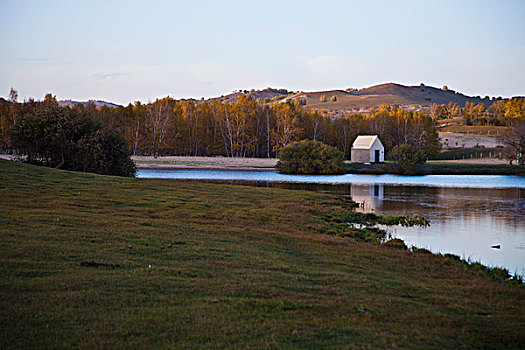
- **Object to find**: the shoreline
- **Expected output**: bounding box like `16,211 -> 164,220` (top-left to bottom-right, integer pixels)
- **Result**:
2,155 -> 522,175
139,165 -> 276,171
132,155 -> 278,171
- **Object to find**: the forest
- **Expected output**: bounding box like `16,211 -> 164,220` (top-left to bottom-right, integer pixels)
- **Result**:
1,90 -> 524,160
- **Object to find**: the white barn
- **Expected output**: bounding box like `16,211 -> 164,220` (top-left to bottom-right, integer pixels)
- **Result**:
351,135 -> 384,163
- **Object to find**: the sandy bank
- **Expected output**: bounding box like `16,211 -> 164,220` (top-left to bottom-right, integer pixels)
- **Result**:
132,156 -> 279,170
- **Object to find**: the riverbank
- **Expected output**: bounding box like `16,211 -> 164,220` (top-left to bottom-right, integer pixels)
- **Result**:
4,155 -> 522,175
1,159 -> 524,348
132,155 -> 278,170
346,161 -> 525,176
134,156 -> 524,176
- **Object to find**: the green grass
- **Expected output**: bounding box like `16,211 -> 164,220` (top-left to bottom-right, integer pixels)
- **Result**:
1,159 -> 524,348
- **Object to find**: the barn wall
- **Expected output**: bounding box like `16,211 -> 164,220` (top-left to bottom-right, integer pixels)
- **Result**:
351,149 -> 371,163
368,145 -> 385,162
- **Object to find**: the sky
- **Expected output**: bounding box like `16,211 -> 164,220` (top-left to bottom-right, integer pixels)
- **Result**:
0,0 -> 524,105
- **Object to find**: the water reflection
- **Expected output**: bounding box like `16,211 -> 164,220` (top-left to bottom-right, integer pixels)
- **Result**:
350,184 -> 384,212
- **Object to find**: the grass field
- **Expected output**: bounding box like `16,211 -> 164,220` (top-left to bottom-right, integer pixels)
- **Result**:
1,160 -> 524,348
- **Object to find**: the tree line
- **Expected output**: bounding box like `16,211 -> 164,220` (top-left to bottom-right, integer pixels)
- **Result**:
2,91 -> 135,176
0,93 -> 441,159
427,97 -> 525,126
1,91 -> 524,160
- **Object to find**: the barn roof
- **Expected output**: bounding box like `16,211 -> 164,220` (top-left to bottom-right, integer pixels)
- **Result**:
352,135 -> 381,149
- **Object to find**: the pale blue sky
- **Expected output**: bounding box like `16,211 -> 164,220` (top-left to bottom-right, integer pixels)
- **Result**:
1,0 -> 524,105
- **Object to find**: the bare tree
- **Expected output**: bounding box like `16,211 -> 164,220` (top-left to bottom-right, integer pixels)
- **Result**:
499,119 -> 525,165
147,98 -> 172,157
428,103 -> 442,120
8,88 -> 18,103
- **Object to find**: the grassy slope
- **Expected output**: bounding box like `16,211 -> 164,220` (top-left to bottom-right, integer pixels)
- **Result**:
291,84 -> 492,111
0,160 -> 524,349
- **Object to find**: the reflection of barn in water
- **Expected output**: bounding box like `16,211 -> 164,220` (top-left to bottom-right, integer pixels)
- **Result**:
348,184 -> 384,212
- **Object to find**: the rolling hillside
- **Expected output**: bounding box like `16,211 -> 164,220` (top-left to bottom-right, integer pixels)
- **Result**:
284,83 -> 495,113
210,83 -> 496,114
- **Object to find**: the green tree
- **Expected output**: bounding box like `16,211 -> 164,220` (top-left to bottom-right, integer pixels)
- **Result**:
276,140 -> 345,174
10,105 -> 135,176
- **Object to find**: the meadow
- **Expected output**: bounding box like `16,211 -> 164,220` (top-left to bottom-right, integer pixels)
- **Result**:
1,159 -> 524,348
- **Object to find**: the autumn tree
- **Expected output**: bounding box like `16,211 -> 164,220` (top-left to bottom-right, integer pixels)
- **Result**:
127,102 -> 147,155
271,101 -> 301,156
147,97 -> 175,156
332,114 -> 367,159
444,102 -> 460,119
487,100 -> 506,126
304,110 -> 328,142
463,102 -> 485,125
504,97 -> 525,119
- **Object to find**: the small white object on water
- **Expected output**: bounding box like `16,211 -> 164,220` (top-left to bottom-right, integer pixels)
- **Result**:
148,264 -> 152,269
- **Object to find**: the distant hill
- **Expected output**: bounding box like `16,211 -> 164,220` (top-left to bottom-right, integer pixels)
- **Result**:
55,83 -> 502,113
282,83 -> 496,114
209,88 -> 290,104
210,83 -> 498,114
58,99 -> 121,108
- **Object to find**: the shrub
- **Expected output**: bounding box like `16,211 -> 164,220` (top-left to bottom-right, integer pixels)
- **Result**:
412,247 -> 432,254
383,238 -> 408,250
276,140 -> 345,174
388,144 -> 426,174
75,128 -> 136,176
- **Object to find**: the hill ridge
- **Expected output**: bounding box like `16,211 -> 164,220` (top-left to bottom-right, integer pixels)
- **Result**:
209,82 -> 499,114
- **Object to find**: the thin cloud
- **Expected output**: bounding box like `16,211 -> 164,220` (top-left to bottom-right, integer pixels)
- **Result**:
15,58 -> 49,62
92,71 -> 129,80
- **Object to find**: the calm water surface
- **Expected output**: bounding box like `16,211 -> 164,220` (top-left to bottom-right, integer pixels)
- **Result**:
138,169 -> 525,275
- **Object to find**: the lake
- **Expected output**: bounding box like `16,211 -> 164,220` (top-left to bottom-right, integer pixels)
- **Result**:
137,169 -> 525,276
